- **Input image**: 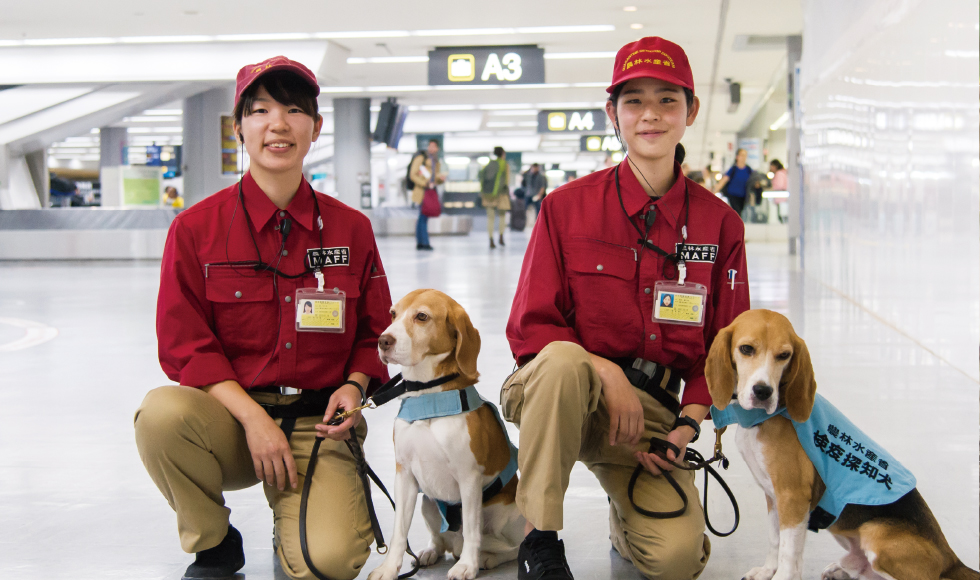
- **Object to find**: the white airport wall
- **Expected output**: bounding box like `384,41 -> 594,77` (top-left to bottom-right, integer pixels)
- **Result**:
800,0 -> 980,380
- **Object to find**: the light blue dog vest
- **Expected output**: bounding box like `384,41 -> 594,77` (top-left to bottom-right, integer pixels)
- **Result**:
397,385 -> 519,533
710,393 -> 916,530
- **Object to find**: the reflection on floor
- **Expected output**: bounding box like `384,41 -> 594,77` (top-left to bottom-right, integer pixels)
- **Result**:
0,226 -> 976,580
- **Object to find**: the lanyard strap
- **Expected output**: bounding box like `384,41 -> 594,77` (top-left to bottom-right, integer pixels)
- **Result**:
614,164 -> 690,261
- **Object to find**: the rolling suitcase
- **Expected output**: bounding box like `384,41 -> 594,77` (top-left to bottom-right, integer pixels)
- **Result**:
510,197 -> 527,231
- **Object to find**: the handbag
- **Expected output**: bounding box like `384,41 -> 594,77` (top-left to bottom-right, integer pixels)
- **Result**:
420,187 -> 441,217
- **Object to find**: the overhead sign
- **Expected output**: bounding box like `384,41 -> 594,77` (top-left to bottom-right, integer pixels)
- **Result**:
581,134 -> 623,153
538,109 -> 606,134
429,45 -> 544,86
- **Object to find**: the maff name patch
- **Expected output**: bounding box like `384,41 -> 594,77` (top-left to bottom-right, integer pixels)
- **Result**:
307,247 -> 350,269
675,243 -> 718,263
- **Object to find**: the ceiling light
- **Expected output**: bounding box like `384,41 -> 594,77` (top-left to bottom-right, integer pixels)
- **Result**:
0,25 -> 616,48
630,23 -> 643,30
124,116 -> 181,122
479,103 -> 534,110
769,111 -> 790,131
545,52 -> 616,60
488,110 -> 537,116
347,56 -> 428,64
143,109 -> 182,115
624,6 -> 638,11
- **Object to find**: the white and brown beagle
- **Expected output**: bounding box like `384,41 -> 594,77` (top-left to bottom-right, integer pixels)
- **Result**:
706,309 -> 978,580
367,289 -> 525,580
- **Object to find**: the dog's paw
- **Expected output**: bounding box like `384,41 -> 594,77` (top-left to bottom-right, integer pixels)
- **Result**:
367,566 -> 399,580
419,546 -> 445,567
821,563 -> 855,580
479,552 -> 502,570
447,559 -> 478,580
742,566 -> 777,580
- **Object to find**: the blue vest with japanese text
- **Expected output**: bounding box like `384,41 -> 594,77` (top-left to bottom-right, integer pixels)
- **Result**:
710,393 -> 916,530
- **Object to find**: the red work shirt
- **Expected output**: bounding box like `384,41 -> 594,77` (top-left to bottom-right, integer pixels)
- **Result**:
506,160 -> 750,407
157,172 -> 392,394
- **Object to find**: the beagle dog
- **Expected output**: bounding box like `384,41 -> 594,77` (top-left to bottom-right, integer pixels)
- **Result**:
368,289 -> 525,580
706,309 -> 978,580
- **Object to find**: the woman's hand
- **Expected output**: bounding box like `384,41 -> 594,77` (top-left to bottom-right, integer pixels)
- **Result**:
590,354 -> 645,448
241,411 -> 298,491
315,383 -> 363,441
634,425 -> 696,476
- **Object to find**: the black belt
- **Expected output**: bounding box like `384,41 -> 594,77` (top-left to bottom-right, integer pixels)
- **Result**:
610,357 -> 682,417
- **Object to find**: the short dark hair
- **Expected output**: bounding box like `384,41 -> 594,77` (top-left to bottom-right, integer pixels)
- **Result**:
674,143 -> 686,164
428,138 -> 440,146
769,159 -> 784,171
233,70 -> 319,126
493,146 -> 505,157
531,163 -> 539,168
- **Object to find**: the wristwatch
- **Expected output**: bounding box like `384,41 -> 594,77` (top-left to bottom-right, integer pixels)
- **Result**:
672,415 -> 701,443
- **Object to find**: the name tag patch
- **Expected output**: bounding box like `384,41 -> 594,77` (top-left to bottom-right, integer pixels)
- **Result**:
307,247 -> 350,269
675,243 -> 718,263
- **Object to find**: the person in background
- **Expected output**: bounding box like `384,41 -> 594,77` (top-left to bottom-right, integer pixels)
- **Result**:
163,186 -> 185,209
480,146 -> 512,249
702,165 -> 715,192
409,139 -> 445,251
523,163 -> 548,222
49,172 -> 77,208
713,148 -> 752,218
769,159 -> 787,190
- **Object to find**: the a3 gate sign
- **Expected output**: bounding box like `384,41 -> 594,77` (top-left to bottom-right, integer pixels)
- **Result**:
428,45 -> 545,86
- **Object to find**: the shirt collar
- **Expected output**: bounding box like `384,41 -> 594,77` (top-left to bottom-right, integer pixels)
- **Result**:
241,171 -> 317,233
617,158 -> 687,229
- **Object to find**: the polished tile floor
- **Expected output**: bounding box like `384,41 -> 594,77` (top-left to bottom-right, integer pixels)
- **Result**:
0,222 -> 976,580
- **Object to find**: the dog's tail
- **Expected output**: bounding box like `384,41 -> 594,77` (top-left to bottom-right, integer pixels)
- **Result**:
942,560 -> 980,580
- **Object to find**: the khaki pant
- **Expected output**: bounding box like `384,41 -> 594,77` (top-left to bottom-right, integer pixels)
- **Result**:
134,386 -> 374,580
500,342 -> 710,580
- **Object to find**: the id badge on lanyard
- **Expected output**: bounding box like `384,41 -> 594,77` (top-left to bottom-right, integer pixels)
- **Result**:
653,262 -> 707,327
295,270 -> 346,333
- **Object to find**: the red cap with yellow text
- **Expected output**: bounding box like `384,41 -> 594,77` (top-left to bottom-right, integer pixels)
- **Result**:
607,37 -> 694,94
235,56 -> 320,107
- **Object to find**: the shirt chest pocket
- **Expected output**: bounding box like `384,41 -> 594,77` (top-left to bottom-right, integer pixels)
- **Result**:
204,270 -> 276,351
563,239 -> 641,340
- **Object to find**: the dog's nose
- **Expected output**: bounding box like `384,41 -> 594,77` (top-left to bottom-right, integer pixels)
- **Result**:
378,334 -> 396,351
753,383 -> 773,401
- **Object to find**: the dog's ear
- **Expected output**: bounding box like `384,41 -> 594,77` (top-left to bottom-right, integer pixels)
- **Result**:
706,325 -> 736,409
450,302 -> 481,381
782,332 -> 816,422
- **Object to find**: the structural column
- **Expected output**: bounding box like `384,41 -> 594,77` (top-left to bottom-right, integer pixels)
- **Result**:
183,85 -> 237,207
786,35 -> 803,256
332,98 -> 371,210
99,126 -> 127,207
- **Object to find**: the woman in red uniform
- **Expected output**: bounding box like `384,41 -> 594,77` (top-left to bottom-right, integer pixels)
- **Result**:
501,38 -> 750,580
135,57 -> 393,580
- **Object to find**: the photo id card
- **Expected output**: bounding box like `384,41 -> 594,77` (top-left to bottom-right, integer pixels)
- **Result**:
653,280 -> 707,327
295,287 -> 346,333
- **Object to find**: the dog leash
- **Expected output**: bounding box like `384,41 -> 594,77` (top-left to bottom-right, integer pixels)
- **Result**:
268,396 -> 421,580
627,426 -> 740,537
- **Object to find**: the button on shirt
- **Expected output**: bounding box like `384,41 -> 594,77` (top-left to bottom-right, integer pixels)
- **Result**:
157,172 -> 393,393
506,160 -> 750,407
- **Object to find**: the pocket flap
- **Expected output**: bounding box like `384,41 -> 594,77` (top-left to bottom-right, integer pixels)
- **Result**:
205,271 -> 273,303
564,239 -> 637,281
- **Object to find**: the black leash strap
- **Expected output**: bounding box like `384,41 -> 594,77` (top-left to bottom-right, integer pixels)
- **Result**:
370,372 -> 460,408
627,433 -> 740,537
298,431 -> 421,580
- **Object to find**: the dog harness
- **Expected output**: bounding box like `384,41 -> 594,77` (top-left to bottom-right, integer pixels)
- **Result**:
397,385 -> 520,533
710,393 -> 916,531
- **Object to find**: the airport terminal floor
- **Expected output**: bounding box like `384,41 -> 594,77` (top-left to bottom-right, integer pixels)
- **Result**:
0,224 -> 976,580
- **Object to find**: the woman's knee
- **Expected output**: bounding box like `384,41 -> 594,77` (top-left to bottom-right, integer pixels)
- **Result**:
625,531 -> 708,580
278,538 -> 370,580
134,386 -> 212,449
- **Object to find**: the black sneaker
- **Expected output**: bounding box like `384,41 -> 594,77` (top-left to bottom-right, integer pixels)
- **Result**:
182,525 -> 245,580
518,532 -> 573,580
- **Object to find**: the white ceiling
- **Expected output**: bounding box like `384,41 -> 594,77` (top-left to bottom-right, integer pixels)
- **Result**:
16,0 -> 802,166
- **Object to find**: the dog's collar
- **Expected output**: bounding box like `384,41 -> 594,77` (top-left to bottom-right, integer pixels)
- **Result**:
371,373 -> 461,407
